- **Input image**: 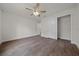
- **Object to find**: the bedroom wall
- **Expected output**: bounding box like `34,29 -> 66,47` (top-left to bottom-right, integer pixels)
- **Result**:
41,8 -> 73,39
41,16 -> 57,39
2,11 -> 39,42
0,10 -> 2,43
71,4 -> 79,47
41,4 -> 79,47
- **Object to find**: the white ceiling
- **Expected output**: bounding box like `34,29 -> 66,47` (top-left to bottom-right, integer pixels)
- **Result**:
0,3 -> 77,18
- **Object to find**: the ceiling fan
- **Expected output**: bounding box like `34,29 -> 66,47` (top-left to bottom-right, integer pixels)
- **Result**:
25,3 -> 46,17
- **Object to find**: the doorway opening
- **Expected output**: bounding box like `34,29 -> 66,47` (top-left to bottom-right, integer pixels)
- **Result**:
57,15 -> 71,42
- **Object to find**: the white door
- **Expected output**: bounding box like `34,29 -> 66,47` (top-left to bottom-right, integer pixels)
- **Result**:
57,15 -> 71,40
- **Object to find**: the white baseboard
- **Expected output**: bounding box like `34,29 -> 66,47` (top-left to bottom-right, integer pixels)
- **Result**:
41,34 -> 57,39
0,39 -> 2,44
13,34 -> 39,39
2,34 -> 39,43
0,41 -> 2,44
71,41 -> 79,48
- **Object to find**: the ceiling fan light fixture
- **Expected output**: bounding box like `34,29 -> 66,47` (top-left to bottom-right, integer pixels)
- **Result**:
33,11 -> 40,16
25,3 -> 46,17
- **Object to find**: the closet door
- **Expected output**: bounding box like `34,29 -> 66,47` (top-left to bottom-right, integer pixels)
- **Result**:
58,15 -> 71,40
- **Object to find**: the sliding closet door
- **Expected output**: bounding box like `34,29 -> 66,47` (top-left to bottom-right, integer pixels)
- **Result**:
58,15 -> 71,40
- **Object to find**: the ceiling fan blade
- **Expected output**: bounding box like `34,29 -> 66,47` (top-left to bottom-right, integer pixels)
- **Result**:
25,8 -> 33,11
40,10 -> 46,13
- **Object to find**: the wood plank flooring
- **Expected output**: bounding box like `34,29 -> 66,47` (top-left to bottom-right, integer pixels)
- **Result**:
0,35 -> 79,56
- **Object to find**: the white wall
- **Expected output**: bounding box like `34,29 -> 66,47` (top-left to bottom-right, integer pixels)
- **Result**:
41,5 -> 79,47
0,10 -> 1,43
2,11 -> 39,42
41,16 -> 57,39
40,8 -> 73,39
58,15 -> 71,40
71,4 -> 79,47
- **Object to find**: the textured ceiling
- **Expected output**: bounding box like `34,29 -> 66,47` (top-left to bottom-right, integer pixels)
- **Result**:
0,3 -> 77,18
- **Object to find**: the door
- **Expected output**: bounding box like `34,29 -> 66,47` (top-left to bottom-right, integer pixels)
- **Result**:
57,15 -> 71,40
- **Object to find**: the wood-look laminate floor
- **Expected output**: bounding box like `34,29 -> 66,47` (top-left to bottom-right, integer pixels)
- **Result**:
0,35 -> 79,56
